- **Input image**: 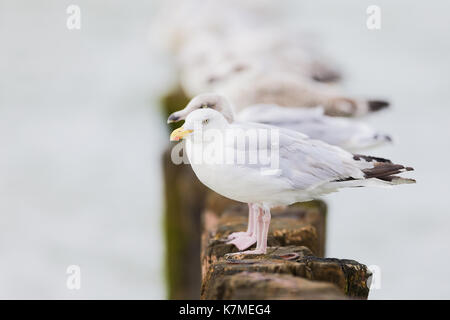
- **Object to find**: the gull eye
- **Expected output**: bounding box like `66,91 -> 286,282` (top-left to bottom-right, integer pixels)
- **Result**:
202,119 -> 209,125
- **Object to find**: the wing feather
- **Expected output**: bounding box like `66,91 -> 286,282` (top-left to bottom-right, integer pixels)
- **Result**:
228,122 -> 369,190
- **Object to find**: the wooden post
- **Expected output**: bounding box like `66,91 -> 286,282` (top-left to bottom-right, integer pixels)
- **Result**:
162,88 -> 206,299
162,88 -> 371,299
200,195 -> 371,300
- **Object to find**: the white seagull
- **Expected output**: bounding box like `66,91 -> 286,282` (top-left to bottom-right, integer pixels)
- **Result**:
169,108 -> 415,254
168,94 -> 393,250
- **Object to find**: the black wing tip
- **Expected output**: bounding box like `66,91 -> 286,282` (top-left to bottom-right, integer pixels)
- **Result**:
368,100 -> 390,112
378,175 -> 416,184
312,72 -> 341,83
353,154 -> 392,163
374,133 -> 393,143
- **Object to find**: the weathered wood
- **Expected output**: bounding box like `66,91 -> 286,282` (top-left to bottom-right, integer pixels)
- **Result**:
201,200 -> 370,300
162,86 -> 191,132
162,150 -> 206,299
162,88 -> 205,299
202,246 -> 370,299
204,272 -> 347,300
201,198 -> 327,282
204,193 -> 327,257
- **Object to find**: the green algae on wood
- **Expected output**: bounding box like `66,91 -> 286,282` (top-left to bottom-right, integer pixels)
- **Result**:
162,87 -> 204,299
160,87 -> 190,132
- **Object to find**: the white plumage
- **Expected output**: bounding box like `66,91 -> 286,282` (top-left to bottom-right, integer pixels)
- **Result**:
182,109 -> 407,204
168,93 -> 392,151
237,104 -> 392,152
170,109 -> 414,253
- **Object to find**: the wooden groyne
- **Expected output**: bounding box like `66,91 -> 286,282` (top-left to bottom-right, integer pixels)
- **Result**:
162,89 -> 371,300
201,195 -> 370,299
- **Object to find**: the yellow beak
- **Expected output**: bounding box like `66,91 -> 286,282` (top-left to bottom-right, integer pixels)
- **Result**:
170,127 -> 193,141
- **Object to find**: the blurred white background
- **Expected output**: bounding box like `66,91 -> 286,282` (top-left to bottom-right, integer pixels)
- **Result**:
293,0 -> 450,299
0,0 -> 449,299
0,0 -> 171,298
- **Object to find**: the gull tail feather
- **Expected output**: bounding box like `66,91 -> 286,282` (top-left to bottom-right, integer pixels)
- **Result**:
331,155 -> 416,188
324,98 -> 390,117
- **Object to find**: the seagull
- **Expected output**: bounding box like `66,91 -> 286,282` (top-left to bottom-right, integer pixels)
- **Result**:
168,93 -> 393,250
169,108 -> 415,254
237,104 -> 392,152
177,30 -> 342,97
212,69 -> 389,117
177,47 -> 388,117
152,2 -> 388,117
168,93 -> 392,152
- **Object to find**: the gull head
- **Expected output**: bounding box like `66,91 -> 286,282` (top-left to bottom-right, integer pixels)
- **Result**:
167,93 -> 235,124
170,108 -> 229,142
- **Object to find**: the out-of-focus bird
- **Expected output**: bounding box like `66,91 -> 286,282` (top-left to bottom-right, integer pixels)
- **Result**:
208,67 -> 389,117
169,94 -> 392,152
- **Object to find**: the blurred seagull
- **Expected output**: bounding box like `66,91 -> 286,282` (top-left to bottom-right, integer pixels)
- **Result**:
153,1 -> 388,117
178,51 -> 388,117
168,93 -> 392,152
177,30 -> 342,96
237,104 -> 392,152
169,109 -> 414,255
212,69 -> 389,117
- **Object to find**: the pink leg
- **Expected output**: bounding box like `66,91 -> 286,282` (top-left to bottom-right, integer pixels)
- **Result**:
256,205 -> 271,253
227,204 -> 258,250
227,203 -> 255,240
241,204 -> 270,255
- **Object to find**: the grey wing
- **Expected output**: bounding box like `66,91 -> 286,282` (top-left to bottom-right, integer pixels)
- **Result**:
237,104 -> 388,151
228,122 -> 367,190
282,117 -> 377,149
230,120 -> 309,142
237,104 -> 324,125
276,131 -> 367,190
